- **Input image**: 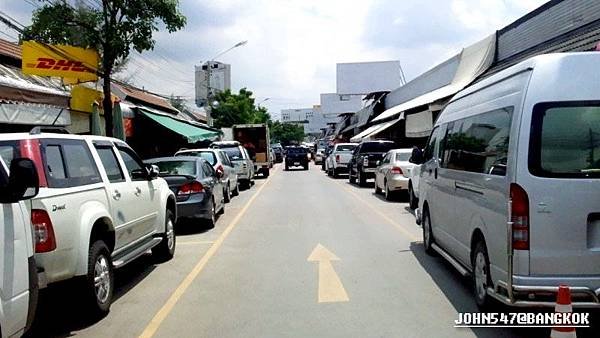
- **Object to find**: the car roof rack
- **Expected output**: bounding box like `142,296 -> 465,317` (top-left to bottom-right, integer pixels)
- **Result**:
30,126 -> 71,135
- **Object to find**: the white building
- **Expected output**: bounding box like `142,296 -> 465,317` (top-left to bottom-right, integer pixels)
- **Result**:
195,61 -> 231,106
336,61 -> 401,95
280,105 -> 335,136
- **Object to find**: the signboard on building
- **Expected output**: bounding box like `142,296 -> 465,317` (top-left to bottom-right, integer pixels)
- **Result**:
22,41 -> 99,82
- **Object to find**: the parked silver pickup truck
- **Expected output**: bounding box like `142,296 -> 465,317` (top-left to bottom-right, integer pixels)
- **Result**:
325,143 -> 358,178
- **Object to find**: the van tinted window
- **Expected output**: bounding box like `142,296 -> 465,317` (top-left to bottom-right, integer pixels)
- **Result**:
442,107 -> 512,175
530,103 -> 600,178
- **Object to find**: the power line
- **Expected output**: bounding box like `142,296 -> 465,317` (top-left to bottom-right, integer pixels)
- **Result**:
0,30 -> 18,41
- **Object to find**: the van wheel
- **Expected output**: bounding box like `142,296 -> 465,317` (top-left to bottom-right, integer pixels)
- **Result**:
84,240 -> 114,316
409,184 -> 418,210
473,240 -> 493,310
422,209 -> 436,256
153,210 -> 176,262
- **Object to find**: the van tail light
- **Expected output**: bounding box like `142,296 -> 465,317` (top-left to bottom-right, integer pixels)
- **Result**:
32,209 -> 56,253
19,139 -> 47,187
336,155 -> 340,163
178,181 -> 204,200
390,166 -> 403,175
510,183 -> 529,250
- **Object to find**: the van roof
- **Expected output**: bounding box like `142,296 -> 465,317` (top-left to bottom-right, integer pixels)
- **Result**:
449,52 -> 597,104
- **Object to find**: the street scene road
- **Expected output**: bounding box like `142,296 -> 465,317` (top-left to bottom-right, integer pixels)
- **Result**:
25,164 -> 597,337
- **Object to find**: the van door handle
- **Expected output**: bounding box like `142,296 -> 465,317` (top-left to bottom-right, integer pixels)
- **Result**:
113,190 -> 121,200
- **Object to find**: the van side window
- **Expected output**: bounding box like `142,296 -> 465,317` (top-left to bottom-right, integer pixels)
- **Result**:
530,103 -> 600,178
423,127 -> 440,162
43,140 -> 101,188
442,107 -> 513,175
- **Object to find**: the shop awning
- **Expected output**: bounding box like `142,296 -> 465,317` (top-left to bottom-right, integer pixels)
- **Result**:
363,116 -> 403,139
373,34 -> 495,122
350,124 -> 383,142
139,110 -> 220,143
405,110 -> 433,138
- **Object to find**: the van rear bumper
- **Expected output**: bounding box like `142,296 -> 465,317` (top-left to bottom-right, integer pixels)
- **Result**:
489,277 -> 600,308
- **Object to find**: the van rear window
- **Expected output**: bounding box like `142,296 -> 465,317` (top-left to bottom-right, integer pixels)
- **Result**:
530,102 -> 600,178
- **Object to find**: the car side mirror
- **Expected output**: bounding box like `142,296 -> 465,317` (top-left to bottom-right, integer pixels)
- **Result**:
409,147 -> 424,164
0,158 -> 39,203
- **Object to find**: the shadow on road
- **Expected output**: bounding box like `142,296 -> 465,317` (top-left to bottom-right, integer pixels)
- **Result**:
26,255 -> 157,338
409,242 -> 600,337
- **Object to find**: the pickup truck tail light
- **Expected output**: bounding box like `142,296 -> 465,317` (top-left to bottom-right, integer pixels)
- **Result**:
32,209 -> 56,253
390,166 -> 403,175
336,155 -> 340,163
362,157 -> 369,166
510,183 -> 529,250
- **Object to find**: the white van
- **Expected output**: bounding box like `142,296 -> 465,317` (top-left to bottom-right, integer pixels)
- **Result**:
0,157 -> 40,337
412,52 -> 600,309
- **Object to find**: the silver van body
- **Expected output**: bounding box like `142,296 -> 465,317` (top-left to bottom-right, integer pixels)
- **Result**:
417,52 -> 600,308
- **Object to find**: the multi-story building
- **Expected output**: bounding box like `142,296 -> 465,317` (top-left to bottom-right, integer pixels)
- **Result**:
195,61 -> 231,107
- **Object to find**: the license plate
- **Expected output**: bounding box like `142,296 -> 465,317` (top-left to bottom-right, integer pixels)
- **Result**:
294,162 -> 300,165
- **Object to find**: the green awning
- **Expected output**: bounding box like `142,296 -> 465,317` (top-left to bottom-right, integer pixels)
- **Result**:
140,110 -> 220,143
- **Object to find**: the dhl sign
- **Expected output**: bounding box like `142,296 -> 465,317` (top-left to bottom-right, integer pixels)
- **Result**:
22,41 -> 99,83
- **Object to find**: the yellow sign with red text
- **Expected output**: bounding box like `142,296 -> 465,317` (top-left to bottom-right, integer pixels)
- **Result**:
22,41 -> 99,82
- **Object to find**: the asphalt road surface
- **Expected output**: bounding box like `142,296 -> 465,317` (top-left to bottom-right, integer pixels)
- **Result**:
28,163 -> 598,338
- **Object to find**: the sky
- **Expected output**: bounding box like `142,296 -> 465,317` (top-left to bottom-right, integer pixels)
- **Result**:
1,0 -> 547,118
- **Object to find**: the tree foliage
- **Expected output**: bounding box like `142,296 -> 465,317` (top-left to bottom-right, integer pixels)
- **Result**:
211,88 -> 272,128
269,121 -> 305,146
23,0 -> 186,137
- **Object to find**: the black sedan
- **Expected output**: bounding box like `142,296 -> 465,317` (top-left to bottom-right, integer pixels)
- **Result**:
144,156 -> 225,227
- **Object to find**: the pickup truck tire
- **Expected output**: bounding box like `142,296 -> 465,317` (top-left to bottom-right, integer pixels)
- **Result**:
358,169 -> 366,187
303,164 -> 308,170
152,210 -> 176,262
83,240 -> 113,316
349,169 -> 356,183
264,168 -> 270,177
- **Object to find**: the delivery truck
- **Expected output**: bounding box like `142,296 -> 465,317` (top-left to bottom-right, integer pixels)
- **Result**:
232,124 -> 271,177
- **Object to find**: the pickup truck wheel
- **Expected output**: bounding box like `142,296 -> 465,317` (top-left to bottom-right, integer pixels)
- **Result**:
349,169 -> 356,183
409,184 -> 418,210
264,168 -> 270,177
358,169 -> 366,187
303,164 -> 309,170
84,240 -> 113,316
152,210 -> 176,262
223,184 -> 231,203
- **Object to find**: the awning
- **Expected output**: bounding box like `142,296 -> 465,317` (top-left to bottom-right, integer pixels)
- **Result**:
350,124 -> 383,142
373,34 -> 495,122
364,116 -> 403,139
0,102 -> 70,125
139,110 -> 220,143
405,110 -> 433,138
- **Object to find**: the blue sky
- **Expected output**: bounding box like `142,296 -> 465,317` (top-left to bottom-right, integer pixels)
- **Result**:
1,0 -> 546,117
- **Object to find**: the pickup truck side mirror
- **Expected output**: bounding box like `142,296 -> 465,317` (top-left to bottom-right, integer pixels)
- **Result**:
148,164 -> 160,179
0,158 -> 39,203
409,147 -> 425,164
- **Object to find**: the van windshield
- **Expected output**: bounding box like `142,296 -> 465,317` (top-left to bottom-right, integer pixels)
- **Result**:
531,103 -> 600,178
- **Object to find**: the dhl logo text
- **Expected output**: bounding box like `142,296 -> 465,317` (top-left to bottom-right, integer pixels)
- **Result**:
27,58 -> 94,73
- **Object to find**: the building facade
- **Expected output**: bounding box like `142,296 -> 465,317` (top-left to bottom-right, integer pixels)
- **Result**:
195,61 -> 231,106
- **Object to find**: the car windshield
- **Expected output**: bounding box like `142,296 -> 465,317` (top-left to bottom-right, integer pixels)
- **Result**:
361,142 -> 396,153
151,160 -> 196,176
178,151 -> 217,166
336,144 -> 356,152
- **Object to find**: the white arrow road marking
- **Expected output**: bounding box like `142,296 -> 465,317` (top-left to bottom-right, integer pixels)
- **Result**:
307,244 -> 349,303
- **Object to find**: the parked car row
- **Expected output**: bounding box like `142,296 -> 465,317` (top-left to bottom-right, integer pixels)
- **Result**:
0,131 -> 266,335
320,53 -> 600,310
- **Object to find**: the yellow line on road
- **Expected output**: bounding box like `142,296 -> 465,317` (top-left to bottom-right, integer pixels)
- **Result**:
177,241 -> 214,245
139,168 -> 276,338
331,179 -> 420,242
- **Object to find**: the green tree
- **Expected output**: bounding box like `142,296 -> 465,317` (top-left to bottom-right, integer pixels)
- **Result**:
23,0 -> 186,137
269,121 -> 305,146
211,88 -> 272,128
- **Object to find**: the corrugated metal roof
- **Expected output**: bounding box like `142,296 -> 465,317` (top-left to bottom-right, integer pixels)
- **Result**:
0,38 -> 21,61
112,83 -> 179,114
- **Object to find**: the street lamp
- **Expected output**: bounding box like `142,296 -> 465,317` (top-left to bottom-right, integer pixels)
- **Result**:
257,97 -> 270,109
204,40 -> 248,126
